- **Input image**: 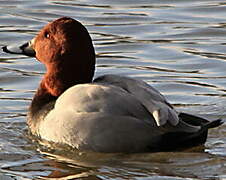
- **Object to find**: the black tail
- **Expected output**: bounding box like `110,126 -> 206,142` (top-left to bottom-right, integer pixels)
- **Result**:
179,112 -> 223,128
157,113 -> 223,151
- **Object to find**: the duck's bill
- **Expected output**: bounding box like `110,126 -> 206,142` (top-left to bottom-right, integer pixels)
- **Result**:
2,39 -> 36,57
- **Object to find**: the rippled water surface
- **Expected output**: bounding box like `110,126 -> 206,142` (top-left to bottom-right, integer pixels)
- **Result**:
0,0 -> 226,179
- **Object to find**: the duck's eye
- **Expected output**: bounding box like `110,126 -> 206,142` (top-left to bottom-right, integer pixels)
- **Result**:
44,32 -> 50,38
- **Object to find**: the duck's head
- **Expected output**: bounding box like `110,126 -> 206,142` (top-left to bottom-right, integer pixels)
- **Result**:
3,17 -> 96,86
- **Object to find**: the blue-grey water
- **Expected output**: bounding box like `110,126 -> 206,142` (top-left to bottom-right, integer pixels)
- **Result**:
0,0 -> 226,179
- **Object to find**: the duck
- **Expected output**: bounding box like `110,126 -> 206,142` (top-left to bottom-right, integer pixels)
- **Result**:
2,17 -> 223,153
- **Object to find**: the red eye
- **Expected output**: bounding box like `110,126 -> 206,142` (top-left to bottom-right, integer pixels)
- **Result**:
45,32 -> 50,38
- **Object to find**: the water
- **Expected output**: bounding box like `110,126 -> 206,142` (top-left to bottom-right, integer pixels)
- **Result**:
0,0 -> 225,179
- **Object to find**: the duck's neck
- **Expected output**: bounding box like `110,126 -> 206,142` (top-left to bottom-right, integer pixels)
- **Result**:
27,61 -> 95,132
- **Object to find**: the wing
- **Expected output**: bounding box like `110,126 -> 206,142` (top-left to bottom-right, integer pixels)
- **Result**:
51,83 -> 156,124
94,74 -> 179,126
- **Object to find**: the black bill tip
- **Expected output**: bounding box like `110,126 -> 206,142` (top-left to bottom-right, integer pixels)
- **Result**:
2,46 -> 14,54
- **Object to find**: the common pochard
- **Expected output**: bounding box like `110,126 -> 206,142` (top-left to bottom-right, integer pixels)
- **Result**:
3,17 -> 223,153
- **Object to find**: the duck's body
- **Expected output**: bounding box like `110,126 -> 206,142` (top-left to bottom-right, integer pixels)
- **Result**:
27,74 -> 222,152
3,17 -> 223,153
28,74 -> 181,152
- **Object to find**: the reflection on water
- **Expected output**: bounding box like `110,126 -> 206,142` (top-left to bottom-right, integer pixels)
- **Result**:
0,0 -> 225,179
